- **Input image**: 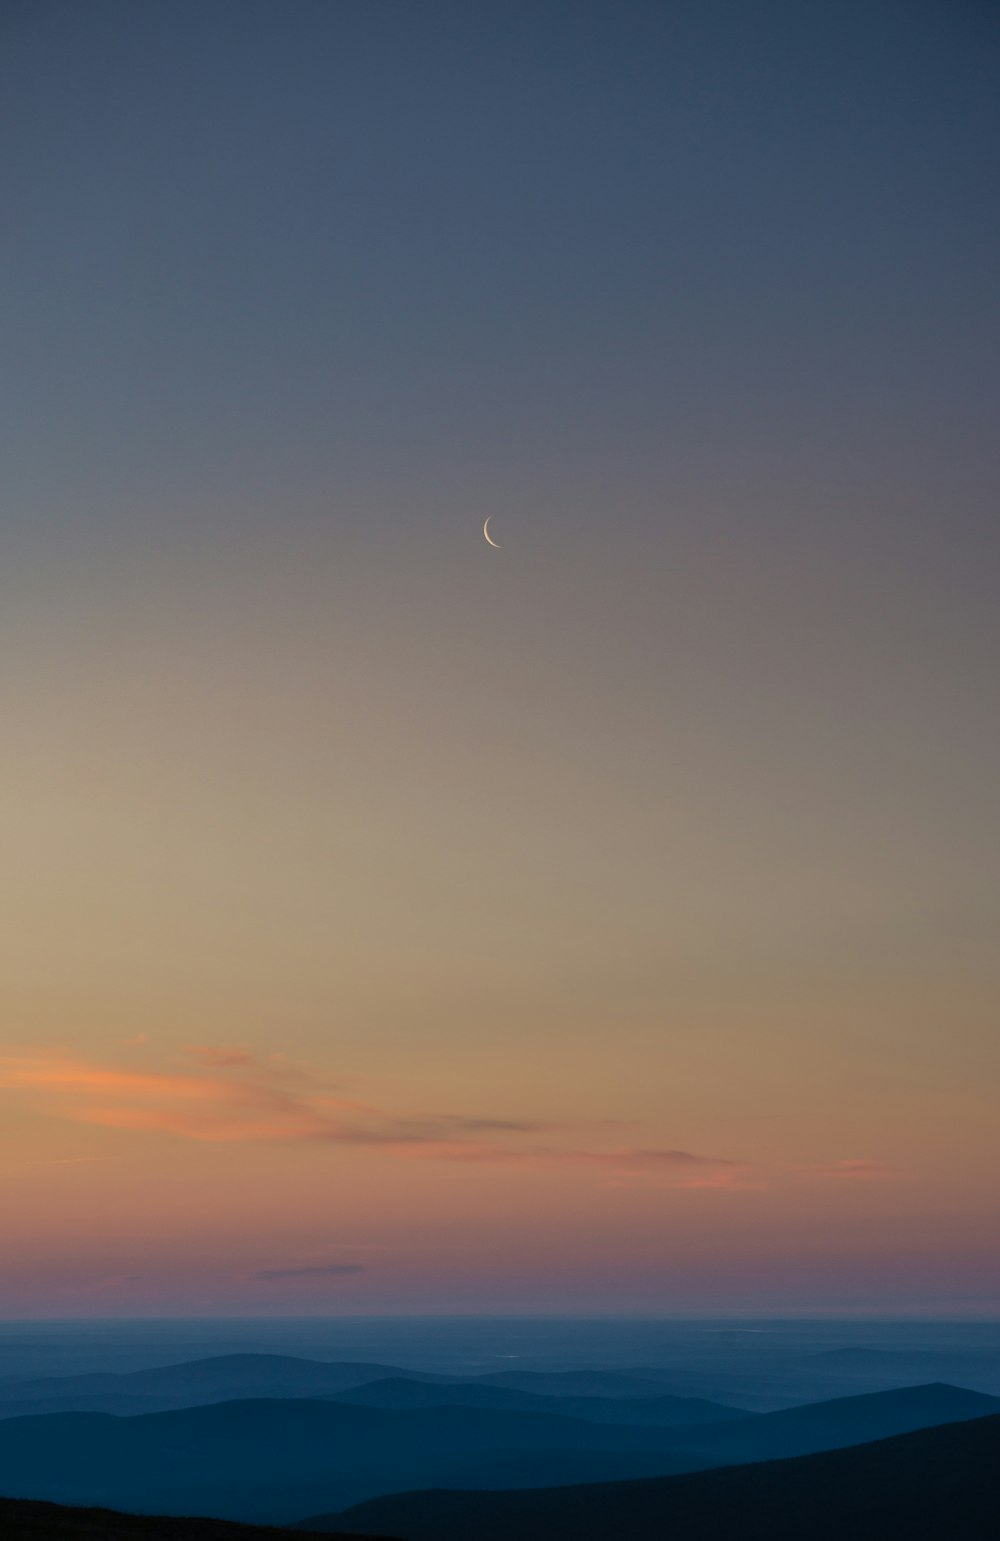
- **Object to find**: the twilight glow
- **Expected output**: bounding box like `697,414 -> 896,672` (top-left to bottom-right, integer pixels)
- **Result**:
0,0 -> 998,1318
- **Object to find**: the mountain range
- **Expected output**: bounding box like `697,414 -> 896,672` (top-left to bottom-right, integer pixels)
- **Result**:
0,1396 -> 709,1525
0,1377 -> 993,1526
0,1357 -> 437,1420
0,1356 -> 725,1422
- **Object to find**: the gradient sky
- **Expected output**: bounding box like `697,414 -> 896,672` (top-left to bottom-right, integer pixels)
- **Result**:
1,0 -> 998,1316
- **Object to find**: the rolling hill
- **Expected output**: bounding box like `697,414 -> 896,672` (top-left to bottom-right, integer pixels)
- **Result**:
0,1357 -> 442,1419
465,1370 -> 676,1398
0,1359 -> 686,1412
661,1381 -> 1000,1465
0,1396 -> 706,1524
0,1356 -> 739,1424
0,1376 -> 991,1526
337,1377 -> 740,1427
309,1410 -> 1000,1541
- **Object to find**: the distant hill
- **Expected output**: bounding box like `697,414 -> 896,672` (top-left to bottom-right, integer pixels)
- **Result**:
661,1382 -> 1000,1466
0,1356 -> 443,1419
809,1347 -> 1000,1368
0,1363 -> 741,1432
795,1346 -> 1000,1395
0,1396 -> 705,1525
813,1347 -> 944,1364
338,1377 -> 740,1427
467,1370 -> 672,1399
0,1355 -> 757,1425
311,1410 -> 1000,1541
0,1494 -> 387,1541
0,1396 -> 172,1422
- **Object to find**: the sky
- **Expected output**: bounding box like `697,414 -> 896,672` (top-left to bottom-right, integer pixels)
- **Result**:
0,0 -> 998,1317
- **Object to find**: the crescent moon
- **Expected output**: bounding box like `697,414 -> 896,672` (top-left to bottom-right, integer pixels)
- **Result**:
483,517 -> 501,549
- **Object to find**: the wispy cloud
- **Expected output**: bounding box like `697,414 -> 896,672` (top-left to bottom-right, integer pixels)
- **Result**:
0,1049 -> 742,1185
0,1049 -> 550,1150
811,1158 -> 893,1180
187,1046 -> 258,1068
401,1141 -> 747,1183
250,1264 -> 365,1281
0,1051 -> 357,1144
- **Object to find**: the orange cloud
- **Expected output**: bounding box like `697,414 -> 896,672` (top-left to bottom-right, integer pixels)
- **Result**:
0,1052 -> 355,1143
0,1050 -> 549,1150
0,1050 -> 743,1186
0,1052 -> 885,1200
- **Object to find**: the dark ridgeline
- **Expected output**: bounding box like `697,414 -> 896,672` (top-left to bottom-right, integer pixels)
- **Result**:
0,1496 -> 389,1541
308,1411 -> 1000,1541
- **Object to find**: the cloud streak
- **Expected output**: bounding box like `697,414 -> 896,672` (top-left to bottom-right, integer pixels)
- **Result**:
0,1050 -> 888,1198
0,1049 -> 741,1184
0,1050 -> 552,1150
811,1158 -> 893,1180
399,1140 -> 748,1183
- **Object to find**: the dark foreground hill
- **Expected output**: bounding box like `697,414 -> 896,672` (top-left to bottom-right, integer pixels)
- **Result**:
310,1411 -> 1000,1541
0,1495 -> 387,1541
